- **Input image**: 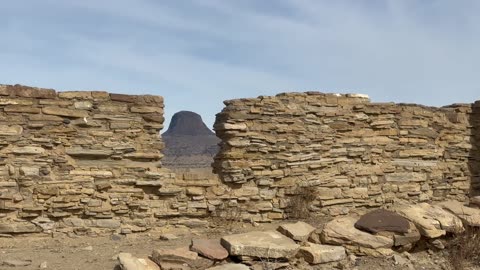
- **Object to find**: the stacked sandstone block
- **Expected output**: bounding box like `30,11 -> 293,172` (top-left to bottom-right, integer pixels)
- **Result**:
0,84 -> 186,234
214,92 -> 480,219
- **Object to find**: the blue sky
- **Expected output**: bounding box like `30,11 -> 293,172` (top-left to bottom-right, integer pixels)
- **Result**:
1,0 -> 479,129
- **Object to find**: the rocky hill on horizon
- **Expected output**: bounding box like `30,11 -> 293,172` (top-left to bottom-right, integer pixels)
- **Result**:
162,111 -> 220,169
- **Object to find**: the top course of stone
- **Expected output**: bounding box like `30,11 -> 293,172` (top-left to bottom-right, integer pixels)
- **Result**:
0,84 -> 164,106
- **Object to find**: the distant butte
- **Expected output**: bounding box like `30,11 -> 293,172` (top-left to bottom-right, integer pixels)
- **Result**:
162,111 -> 220,169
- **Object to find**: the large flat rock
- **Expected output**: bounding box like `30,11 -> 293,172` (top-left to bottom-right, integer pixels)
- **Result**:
393,203 -> 464,238
206,264 -> 250,270
299,243 -> 346,264
437,200 -> 480,227
191,239 -> 229,260
117,253 -> 160,270
277,221 -> 316,241
221,230 -> 299,259
321,216 -> 394,249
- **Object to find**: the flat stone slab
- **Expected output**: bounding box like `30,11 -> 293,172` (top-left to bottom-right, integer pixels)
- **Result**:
117,253 -> 160,270
355,209 -> 410,234
151,247 -> 212,269
393,203 -> 464,238
277,221 -> 316,241
151,246 -> 197,265
221,230 -> 299,259
191,239 -> 229,260
321,216 -> 394,249
206,263 -> 250,270
2,259 -> 32,267
299,243 -> 346,264
437,200 -> 480,227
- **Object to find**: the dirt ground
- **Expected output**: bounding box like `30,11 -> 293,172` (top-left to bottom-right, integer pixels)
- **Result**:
0,221 -> 465,270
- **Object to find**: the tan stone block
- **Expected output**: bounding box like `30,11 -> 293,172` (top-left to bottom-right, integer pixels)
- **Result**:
4,105 -> 41,113
42,106 -> 89,118
130,106 -> 163,113
0,125 -> 23,136
0,98 -> 34,105
58,91 -> 92,99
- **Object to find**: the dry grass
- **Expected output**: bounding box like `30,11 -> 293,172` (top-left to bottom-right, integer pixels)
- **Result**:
287,186 -> 316,220
447,227 -> 480,270
210,203 -> 243,231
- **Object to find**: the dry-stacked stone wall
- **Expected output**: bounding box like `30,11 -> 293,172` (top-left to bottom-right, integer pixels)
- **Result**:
0,84 -> 200,235
214,92 -> 480,218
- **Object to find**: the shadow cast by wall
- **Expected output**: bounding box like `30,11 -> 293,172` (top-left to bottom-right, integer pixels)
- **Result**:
469,101 -> 480,196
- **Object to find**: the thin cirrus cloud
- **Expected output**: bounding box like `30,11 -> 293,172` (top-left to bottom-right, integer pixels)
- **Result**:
0,0 -> 479,129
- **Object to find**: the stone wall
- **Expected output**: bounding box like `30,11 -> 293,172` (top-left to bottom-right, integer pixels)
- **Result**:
0,84 -> 179,234
214,92 -> 480,218
2,84 -> 479,235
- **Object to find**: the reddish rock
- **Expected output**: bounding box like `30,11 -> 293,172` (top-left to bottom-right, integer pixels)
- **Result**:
191,239 -> 229,260
355,209 -> 410,234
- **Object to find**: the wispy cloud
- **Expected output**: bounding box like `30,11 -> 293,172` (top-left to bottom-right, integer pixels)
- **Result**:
1,0 -> 479,128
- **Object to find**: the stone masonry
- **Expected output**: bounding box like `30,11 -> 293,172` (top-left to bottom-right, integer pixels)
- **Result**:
0,84 -> 180,234
1,84 -> 479,235
214,92 -> 480,218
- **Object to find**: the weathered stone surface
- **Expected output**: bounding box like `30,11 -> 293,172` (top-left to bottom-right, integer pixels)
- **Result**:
151,246 -> 212,269
0,125 -> 23,136
0,222 -> 40,233
321,216 -> 394,249
11,146 -> 45,155
277,221 -> 316,242
42,106 -> 89,118
117,253 -> 160,270
65,147 -> 113,158
298,243 -> 346,264
0,84 -> 169,235
213,91 -> 478,219
221,231 -> 299,259
355,209 -> 410,234
191,239 -> 229,260
58,91 -> 92,99
393,203 -> 464,238
2,259 -> 33,267
4,105 -> 41,113
8,84 -> 56,98
437,200 -> 480,227
206,264 -> 250,270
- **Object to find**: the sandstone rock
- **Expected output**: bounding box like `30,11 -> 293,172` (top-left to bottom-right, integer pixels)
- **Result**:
94,219 -> 121,229
0,222 -> 40,233
151,247 -> 198,267
4,105 -> 41,113
42,106 -> 89,118
58,91 -> 92,99
10,85 -> 56,98
2,259 -> 32,267
206,264 -> 250,270
11,146 -> 45,155
277,221 -> 316,241
65,147 -> 113,158
0,125 -> 23,136
221,231 -> 299,259
117,253 -> 160,270
160,234 -> 178,241
191,239 -> 229,260
437,200 -> 480,226
354,209 -> 410,234
321,216 -> 394,249
393,203 -> 464,238
298,243 -> 346,264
